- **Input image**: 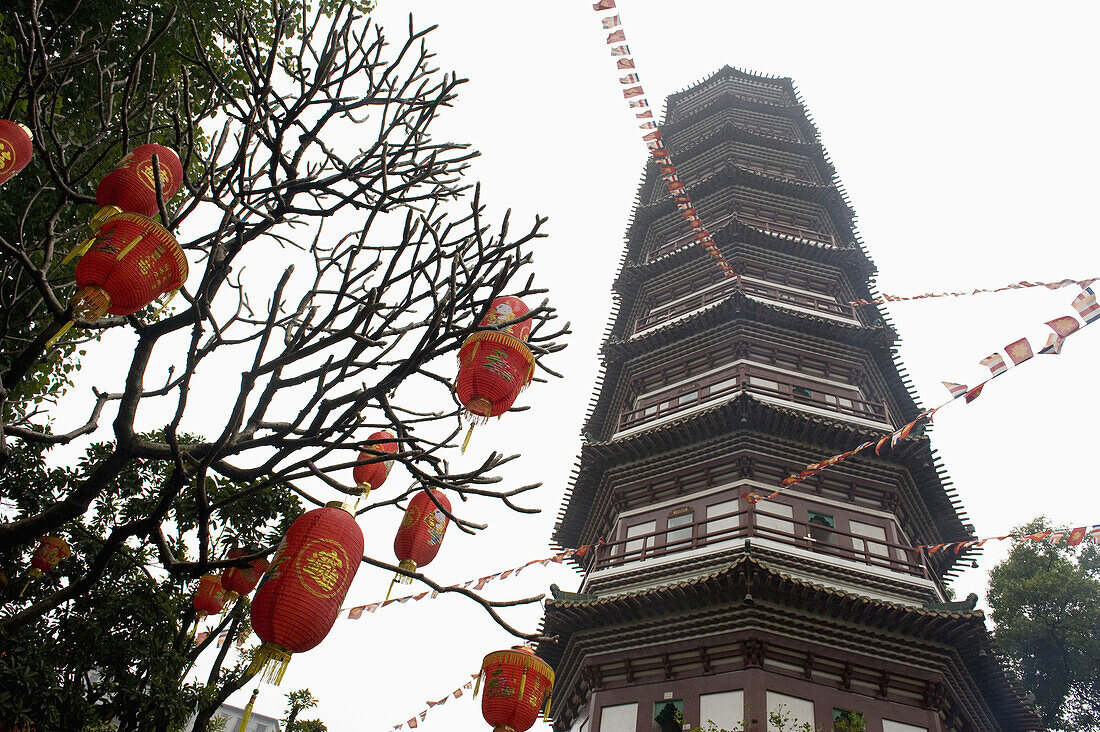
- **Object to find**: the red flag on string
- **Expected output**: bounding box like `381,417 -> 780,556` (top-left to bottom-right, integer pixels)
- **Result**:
623,86 -> 644,98
592,0 -> 616,10
637,110 -> 653,119
642,130 -> 661,141
964,383 -> 984,403
1067,527 -> 1089,546
874,434 -> 891,455
616,57 -> 634,69
1004,337 -> 1034,365
1046,315 -> 1081,339
606,30 -> 626,44
407,719 -> 418,729
348,605 -> 366,619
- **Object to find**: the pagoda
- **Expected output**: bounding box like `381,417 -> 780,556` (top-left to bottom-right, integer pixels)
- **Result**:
541,67 -> 1037,732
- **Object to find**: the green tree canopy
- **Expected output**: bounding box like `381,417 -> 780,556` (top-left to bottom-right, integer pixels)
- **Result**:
987,517 -> 1100,730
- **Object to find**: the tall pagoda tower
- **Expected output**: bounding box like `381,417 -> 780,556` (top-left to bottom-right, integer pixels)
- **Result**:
541,68 -> 1037,732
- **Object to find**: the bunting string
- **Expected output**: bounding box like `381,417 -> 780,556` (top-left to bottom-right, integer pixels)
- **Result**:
916,525 -> 1100,556
851,277 -> 1095,307
388,673 -> 480,730
592,9 -> 1096,311
338,543 -> 603,619
591,0 -> 737,277
743,284 -> 1098,504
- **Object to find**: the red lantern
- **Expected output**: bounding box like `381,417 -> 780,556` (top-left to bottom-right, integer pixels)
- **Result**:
352,430 -> 399,496
192,573 -> 228,618
456,331 -> 534,421
0,120 -> 33,187
50,212 -> 188,347
392,489 -> 450,584
95,144 -> 183,221
479,646 -> 555,732
27,536 -> 70,579
249,502 -> 363,684
219,548 -> 270,601
479,296 -> 532,342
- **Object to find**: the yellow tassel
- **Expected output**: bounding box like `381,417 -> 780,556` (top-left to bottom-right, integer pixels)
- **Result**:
150,289 -> 177,319
114,227 -> 149,260
61,236 -> 96,265
461,423 -> 475,453
237,688 -> 259,732
473,672 -> 482,698
246,643 -> 292,685
519,667 -> 527,699
385,575 -> 398,602
43,320 -> 75,349
543,691 -> 552,718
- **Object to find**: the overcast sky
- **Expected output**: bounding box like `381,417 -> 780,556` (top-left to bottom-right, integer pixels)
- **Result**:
154,1 -> 1099,729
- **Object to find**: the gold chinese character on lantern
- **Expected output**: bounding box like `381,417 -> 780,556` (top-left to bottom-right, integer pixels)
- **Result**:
301,546 -> 344,595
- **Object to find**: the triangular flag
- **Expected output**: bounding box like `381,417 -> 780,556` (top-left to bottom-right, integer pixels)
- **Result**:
606,29 -> 626,44
874,433 -> 891,455
941,381 -> 968,399
623,86 -> 644,98
616,57 -> 635,69
1003,337 -> 1033,365
348,605 -> 366,619
964,383 -> 984,403
592,0 -> 616,11
637,109 -> 653,119
407,719 -> 417,729
454,688 -> 464,699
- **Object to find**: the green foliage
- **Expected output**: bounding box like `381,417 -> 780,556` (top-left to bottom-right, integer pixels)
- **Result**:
987,517 -> 1100,730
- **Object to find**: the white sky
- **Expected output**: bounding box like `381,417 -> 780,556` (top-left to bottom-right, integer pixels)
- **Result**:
62,1 -> 1100,730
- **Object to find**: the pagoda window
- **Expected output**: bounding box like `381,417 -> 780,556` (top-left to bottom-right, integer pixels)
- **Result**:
699,691 -> 745,732
755,502 -> 794,537
807,511 -> 837,545
882,721 -> 928,732
665,508 -> 695,551
848,518 -> 892,560
766,692 -> 815,731
622,520 -> 656,563
834,709 -> 867,731
705,499 -> 741,544
598,703 -> 639,732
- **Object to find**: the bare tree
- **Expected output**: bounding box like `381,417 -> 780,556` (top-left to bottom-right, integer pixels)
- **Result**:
0,2 -> 565,728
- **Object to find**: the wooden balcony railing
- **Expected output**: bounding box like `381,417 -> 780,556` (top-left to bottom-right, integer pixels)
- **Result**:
635,278 -> 855,332
590,506 -> 931,580
646,210 -> 839,263
618,365 -> 888,431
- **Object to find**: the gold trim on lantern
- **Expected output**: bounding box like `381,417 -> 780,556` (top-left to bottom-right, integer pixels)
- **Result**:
480,650 -> 555,687
396,558 -> 417,584
88,204 -> 124,231
324,500 -> 353,514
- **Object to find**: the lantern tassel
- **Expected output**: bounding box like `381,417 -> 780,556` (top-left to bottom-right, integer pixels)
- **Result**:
43,320 -> 75,349
114,227 -> 150,261
237,688 -> 260,732
473,672 -> 482,698
150,289 -> 178,319
61,236 -> 97,265
519,667 -> 527,699
543,690 -> 552,718
385,575 -> 398,602
247,643 -> 292,685
461,423 -> 475,453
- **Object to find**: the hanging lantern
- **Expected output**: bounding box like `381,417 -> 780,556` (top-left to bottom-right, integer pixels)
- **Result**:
50,211 -> 187,346
352,430 -> 399,497
479,295 -> 533,342
192,573 -> 229,619
479,646 -> 555,732
0,120 -> 33,187
455,331 -> 534,451
392,489 -> 450,586
23,536 -> 71,594
94,144 -> 183,225
249,502 -> 363,684
220,548 -> 270,602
